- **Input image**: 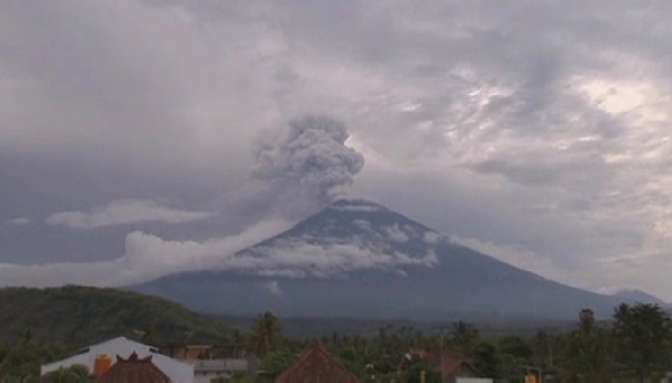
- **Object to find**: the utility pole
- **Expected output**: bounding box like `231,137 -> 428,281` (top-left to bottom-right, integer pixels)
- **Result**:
438,326 -> 448,383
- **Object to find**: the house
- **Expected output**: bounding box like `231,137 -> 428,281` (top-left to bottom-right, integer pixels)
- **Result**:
172,345 -> 213,361
97,353 -> 170,383
401,350 -> 487,383
41,337 -> 194,383
275,344 -> 359,383
439,354 -> 480,383
170,345 -> 258,383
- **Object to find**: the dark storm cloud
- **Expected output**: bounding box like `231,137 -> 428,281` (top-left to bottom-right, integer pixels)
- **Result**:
2,0 -> 672,297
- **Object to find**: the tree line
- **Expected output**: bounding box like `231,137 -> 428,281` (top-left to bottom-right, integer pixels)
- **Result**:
241,303 -> 672,382
2,303 -> 671,382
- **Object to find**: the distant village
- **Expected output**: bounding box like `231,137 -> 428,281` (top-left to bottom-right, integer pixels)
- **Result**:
40,336 -> 496,383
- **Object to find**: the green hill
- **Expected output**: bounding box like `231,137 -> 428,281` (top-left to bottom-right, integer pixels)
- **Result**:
0,285 -> 230,348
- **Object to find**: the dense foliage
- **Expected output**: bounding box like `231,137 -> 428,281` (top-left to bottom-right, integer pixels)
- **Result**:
0,286 -> 231,347
1,286 -> 671,383
245,305 -> 672,383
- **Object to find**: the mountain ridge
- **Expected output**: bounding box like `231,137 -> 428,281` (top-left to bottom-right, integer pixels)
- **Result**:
608,288 -> 667,305
135,199 -> 636,320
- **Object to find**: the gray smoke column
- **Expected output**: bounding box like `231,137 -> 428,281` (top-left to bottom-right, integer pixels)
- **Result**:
254,115 -> 365,208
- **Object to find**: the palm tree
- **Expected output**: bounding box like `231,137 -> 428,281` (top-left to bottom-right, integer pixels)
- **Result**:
450,321 -> 479,355
560,309 -> 612,383
251,311 -> 282,356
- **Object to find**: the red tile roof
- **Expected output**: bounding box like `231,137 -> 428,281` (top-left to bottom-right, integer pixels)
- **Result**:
439,354 -> 475,376
275,344 -> 359,383
97,353 -> 171,383
402,349 -> 477,377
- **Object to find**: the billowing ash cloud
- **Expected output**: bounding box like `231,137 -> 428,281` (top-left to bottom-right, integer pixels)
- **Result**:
253,116 -> 365,209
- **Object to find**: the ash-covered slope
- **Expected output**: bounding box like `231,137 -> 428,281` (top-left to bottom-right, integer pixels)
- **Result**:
135,199 -> 624,320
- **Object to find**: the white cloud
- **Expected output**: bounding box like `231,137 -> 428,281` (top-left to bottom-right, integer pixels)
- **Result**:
329,204 -> 382,213
0,218 -> 291,287
384,224 -> 409,243
353,219 -> 372,231
262,281 -> 284,296
233,238 -> 438,278
45,199 -> 216,229
0,217 -> 442,287
423,231 -> 442,245
5,217 -> 30,226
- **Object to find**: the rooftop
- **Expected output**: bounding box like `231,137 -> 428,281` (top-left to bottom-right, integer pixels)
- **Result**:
97,353 -> 170,383
275,344 -> 359,383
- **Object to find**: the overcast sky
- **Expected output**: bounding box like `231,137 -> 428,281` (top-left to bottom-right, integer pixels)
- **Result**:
2,0 -> 672,299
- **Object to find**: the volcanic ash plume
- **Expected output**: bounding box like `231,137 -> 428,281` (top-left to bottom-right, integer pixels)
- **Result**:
253,115 -> 365,208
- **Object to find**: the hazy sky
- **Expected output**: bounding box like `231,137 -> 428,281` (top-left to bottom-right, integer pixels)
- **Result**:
2,0 -> 672,299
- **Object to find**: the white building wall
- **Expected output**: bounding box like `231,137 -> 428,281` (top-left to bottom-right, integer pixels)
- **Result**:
41,337 -> 194,383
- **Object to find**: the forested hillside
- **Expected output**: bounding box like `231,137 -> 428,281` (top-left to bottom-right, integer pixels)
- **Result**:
0,286 -> 230,348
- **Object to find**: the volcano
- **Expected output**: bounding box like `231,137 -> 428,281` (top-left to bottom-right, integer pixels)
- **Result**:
134,199 -> 626,320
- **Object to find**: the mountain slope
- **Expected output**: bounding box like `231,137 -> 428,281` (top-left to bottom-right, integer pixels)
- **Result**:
136,199 -> 626,320
0,286 -> 230,347
609,289 -> 667,305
